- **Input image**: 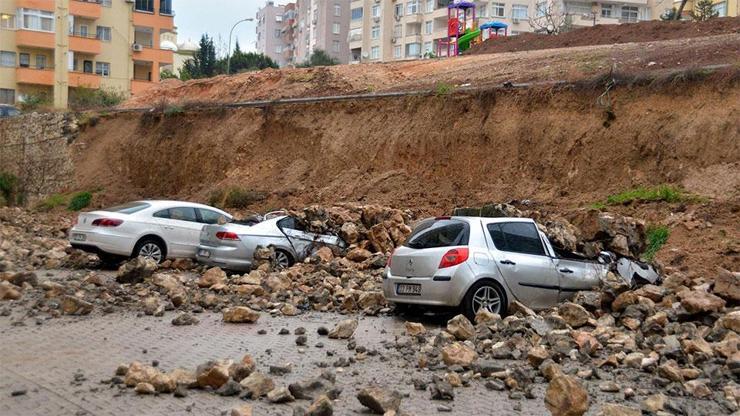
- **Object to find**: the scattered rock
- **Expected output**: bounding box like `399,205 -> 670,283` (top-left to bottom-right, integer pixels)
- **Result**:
223,306 -> 260,323
356,386 -> 401,414
328,319 -> 358,339
116,257 -> 157,284
545,375 -> 589,416
441,342 -> 478,368
446,314 -> 475,340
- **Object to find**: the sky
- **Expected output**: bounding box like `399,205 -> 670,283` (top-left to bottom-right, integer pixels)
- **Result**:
174,0 -> 275,55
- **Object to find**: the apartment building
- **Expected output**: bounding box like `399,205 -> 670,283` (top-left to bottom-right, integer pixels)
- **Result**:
668,0 -> 738,18
294,0 -> 351,64
349,0 -> 657,63
0,0 -> 175,108
256,1 -> 290,67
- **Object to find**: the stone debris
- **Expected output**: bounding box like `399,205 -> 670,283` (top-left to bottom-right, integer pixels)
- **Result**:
356,386 -> 402,414
116,257 -> 158,284
222,306 -> 260,323
328,319 -> 358,339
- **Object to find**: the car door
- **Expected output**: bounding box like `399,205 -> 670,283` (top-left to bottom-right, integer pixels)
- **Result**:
485,221 -> 560,309
277,217 -> 317,259
153,207 -> 203,258
556,259 -> 605,302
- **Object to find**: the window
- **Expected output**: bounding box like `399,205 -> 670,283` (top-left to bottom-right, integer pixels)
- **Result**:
407,0 -> 419,14
512,4 -> 528,19
487,222 -> 545,256
426,0 -> 435,12
370,46 -> 379,59
106,202 -> 151,214
135,0 -> 154,13
492,3 -> 505,17
96,26 -> 111,41
79,24 -> 88,37
277,217 -> 305,231
349,27 -> 362,41
95,62 -> 110,77
0,89 -> 15,105
334,4 -> 341,16
565,2 -> 591,15
394,3 -> 403,17
332,22 -> 341,34
36,55 -> 46,69
275,45 -> 283,53
0,14 -> 15,29
274,28 -> 281,38
479,4 -> 487,17
406,42 -> 421,57
405,219 -> 469,249
198,209 -> 228,225
159,0 -> 173,15
713,1 -> 727,16
621,6 -> 638,22
0,51 -> 15,67
371,25 -> 380,39
19,53 -> 30,68
332,40 -> 340,52
101,0 -> 112,7
393,24 -> 402,37
276,14 -> 283,22
19,9 -> 54,32
601,5 -> 612,18
155,207 -> 198,222
536,1 -> 547,17
393,45 -> 402,58
424,21 -> 432,34
351,7 -> 363,20
372,4 -> 380,17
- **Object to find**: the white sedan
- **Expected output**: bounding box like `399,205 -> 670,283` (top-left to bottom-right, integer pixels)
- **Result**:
69,200 -> 232,264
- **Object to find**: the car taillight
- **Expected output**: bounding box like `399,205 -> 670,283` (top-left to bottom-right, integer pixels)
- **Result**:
439,248 -> 469,269
91,218 -> 123,227
216,231 -> 240,241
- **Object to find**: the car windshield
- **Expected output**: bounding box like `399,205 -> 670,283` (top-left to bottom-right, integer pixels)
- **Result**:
404,219 -> 469,249
103,202 -> 152,214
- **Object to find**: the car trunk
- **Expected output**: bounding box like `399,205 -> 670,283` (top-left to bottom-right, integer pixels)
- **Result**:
73,211 -> 127,232
389,246 -> 449,278
199,223 -> 251,247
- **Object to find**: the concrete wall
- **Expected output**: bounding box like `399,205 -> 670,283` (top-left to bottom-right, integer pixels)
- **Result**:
0,113 -> 78,202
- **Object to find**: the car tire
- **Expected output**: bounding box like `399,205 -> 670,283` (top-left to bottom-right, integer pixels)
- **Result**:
461,280 -> 508,321
133,238 -> 166,264
274,249 -> 294,269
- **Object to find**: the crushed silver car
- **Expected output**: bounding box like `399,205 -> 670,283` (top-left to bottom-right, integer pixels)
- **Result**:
196,214 -> 346,272
383,216 -> 617,319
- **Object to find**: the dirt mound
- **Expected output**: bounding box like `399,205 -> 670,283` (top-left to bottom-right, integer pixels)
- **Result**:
120,33 -> 740,109
470,16 -> 740,55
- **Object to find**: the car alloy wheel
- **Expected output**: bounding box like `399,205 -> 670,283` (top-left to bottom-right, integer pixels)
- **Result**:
139,243 -> 163,263
275,250 -> 291,269
472,285 -> 502,315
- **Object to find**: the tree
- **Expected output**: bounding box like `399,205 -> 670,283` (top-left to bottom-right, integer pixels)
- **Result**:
661,7 -> 678,20
529,1 -> 569,34
224,40 -> 279,73
692,0 -> 718,20
675,0 -> 689,19
299,49 -> 339,67
182,34 -> 218,79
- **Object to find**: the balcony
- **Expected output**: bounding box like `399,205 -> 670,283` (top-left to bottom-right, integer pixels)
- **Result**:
16,30 -> 55,49
70,0 -> 102,19
69,71 -> 101,88
133,9 -> 175,31
17,0 -> 54,11
70,34 -> 102,54
133,46 -> 173,64
16,66 -> 54,86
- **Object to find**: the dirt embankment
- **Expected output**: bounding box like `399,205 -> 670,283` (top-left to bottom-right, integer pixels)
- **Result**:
469,16 -> 740,55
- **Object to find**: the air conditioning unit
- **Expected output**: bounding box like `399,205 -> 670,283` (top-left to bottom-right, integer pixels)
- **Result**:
132,43 -> 143,52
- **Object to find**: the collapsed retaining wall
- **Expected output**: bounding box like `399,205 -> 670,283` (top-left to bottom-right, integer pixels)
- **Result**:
71,81 -> 740,210
0,113 -> 79,202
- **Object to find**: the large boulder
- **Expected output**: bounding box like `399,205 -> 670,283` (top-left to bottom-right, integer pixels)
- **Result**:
223,306 -> 260,323
240,372 -> 275,399
545,375 -> 590,416
0,281 -> 22,300
441,342 -> 478,367
558,302 -> 591,328
680,290 -> 726,314
61,295 -> 93,315
116,257 -> 158,284
328,319 -> 358,339
713,268 -> 740,302
446,314 -> 475,340
198,267 -> 227,288
196,360 -> 232,389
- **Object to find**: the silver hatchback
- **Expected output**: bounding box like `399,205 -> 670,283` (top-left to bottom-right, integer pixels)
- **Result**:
383,216 -> 608,318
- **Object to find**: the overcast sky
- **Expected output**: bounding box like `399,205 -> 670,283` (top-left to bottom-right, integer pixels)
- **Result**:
175,0 -> 278,55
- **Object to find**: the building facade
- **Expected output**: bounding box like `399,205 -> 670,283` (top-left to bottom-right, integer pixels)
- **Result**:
667,0 -> 738,18
0,0 -> 175,108
294,0 -> 351,65
256,0 -> 290,67
348,0 -> 658,63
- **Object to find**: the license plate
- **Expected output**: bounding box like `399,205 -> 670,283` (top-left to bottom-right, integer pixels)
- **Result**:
71,233 -> 86,242
198,249 -> 211,258
397,283 -> 421,296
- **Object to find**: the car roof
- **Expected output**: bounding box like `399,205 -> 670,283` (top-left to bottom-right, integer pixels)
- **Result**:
133,200 -> 226,211
429,216 -> 536,223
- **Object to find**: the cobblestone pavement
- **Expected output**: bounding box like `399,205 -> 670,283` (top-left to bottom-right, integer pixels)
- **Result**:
1,308 -> 551,416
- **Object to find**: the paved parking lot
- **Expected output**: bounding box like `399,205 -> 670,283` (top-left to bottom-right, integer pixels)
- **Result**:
0,309 -> 550,416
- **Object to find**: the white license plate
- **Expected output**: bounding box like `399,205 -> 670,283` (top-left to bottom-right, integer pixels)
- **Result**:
71,233 -> 86,242
198,249 -> 211,258
397,283 -> 421,296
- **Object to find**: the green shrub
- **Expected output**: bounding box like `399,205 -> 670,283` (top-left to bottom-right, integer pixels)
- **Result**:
435,82 -> 454,96
70,87 -> 126,111
18,92 -> 51,111
209,187 -> 266,209
36,194 -> 66,211
643,225 -> 670,261
0,172 -> 17,206
605,185 -> 691,205
67,191 -> 92,211
164,105 -> 184,117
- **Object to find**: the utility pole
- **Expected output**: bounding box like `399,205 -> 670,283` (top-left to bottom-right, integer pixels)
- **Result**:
227,18 -> 254,75
54,0 -> 70,109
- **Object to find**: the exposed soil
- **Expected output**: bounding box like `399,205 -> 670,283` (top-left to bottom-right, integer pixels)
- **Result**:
120,33 -> 740,109
470,16 -> 740,55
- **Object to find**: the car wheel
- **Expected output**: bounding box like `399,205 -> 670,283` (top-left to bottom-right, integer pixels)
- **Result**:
134,239 -> 166,264
462,280 -> 507,321
274,249 -> 293,269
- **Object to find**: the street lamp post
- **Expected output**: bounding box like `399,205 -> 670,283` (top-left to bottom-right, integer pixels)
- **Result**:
227,17 -> 254,75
